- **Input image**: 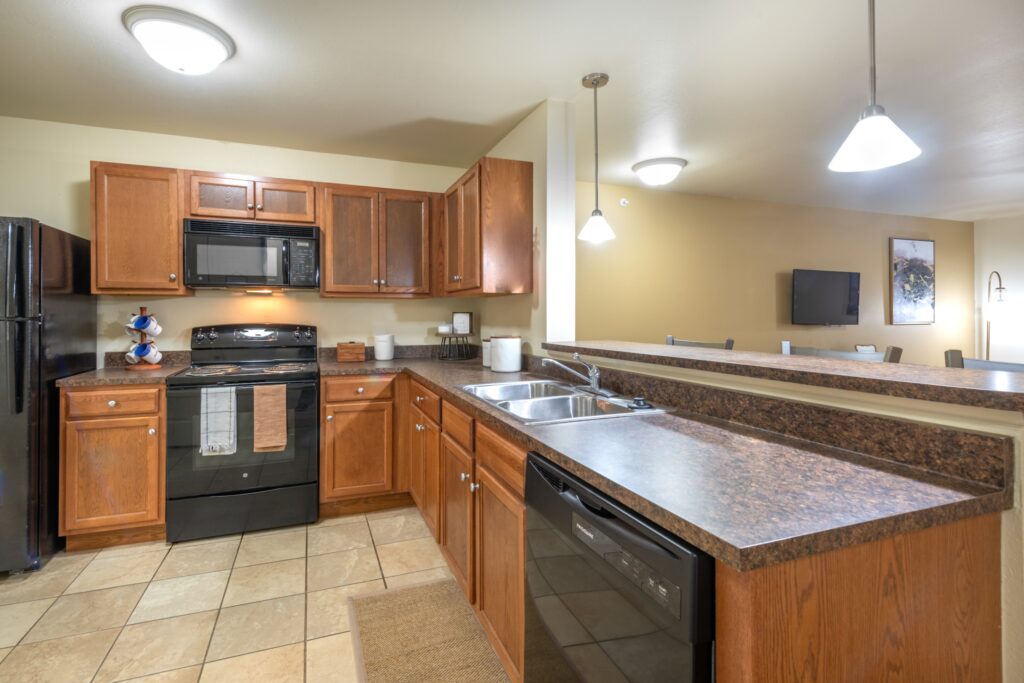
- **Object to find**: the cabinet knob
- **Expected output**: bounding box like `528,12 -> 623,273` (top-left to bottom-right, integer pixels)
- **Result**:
247,203 -> 254,209
460,472 -> 470,482
108,400 -> 117,407
415,423 -> 425,432
371,279 -> 379,285
414,396 -> 425,403
379,280 -> 386,286
256,204 -> 263,210
356,387 -> 365,394
469,482 -> 480,493
451,275 -> 461,282
148,428 -> 156,436
326,414 -> 334,422
169,273 -> 177,282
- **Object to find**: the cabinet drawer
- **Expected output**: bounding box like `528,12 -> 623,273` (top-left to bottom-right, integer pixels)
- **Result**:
442,400 -> 474,452
323,375 -> 394,403
410,380 -> 440,424
476,424 -> 526,497
65,387 -> 162,419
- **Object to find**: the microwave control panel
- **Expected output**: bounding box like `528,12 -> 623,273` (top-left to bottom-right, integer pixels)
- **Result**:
288,239 -> 318,287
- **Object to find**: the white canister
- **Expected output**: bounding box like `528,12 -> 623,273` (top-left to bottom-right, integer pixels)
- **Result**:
374,334 -> 395,361
482,339 -> 492,367
490,336 -> 522,372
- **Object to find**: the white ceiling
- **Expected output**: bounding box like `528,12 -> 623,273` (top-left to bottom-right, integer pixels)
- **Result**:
2,0 -> 1023,220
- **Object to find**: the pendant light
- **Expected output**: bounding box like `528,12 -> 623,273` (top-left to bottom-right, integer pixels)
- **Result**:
828,0 -> 921,172
578,73 -> 615,242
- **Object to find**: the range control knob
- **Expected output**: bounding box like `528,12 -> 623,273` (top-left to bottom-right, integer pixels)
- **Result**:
304,329 -> 313,340
196,330 -> 206,342
293,328 -> 302,340
208,330 -> 218,341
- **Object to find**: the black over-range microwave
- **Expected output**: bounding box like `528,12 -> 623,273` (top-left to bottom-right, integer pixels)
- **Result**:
183,219 -> 319,289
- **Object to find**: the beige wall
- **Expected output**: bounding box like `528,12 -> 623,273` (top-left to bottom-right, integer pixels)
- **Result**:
975,216 -> 1024,363
575,182 -> 976,366
0,116 -> 479,361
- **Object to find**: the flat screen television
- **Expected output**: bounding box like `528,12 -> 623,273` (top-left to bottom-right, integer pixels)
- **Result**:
792,269 -> 860,325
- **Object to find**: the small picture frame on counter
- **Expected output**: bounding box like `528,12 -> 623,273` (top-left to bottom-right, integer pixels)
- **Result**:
452,312 -> 473,335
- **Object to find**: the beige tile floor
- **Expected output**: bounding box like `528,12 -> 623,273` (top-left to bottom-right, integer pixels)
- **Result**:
0,507 -> 452,682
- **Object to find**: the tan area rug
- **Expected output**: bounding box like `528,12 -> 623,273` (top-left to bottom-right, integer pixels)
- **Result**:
349,578 -> 510,683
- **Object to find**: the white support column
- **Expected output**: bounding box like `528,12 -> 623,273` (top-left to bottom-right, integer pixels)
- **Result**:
544,99 -> 576,343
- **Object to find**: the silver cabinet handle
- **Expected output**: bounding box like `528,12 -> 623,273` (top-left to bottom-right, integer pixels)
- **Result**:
256,204 -> 263,210
356,387 -> 365,394
247,203 -> 254,209
469,482 -> 480,493
169,273 -> 177,282
459,472 -> 470,482
326,414 -> 334,422
415,424 -> 425,432
108,400 -> 117,407
148,428 -> 156,436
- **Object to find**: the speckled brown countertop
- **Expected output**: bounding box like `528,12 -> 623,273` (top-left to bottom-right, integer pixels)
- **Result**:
56,365 -> 188,387
543,340 -> 1024,411
320,358 -> 1006,570
57,358 -> 1007,570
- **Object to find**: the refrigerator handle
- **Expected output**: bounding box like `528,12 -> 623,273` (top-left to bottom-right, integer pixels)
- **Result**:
12,222 -> 26,319
3,222 -> 13,318
8,322 -> 25,414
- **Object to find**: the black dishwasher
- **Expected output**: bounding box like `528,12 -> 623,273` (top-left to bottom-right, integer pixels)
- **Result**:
524,453 -> 714,682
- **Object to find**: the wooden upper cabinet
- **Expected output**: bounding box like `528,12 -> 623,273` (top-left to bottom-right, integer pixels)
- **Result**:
189,175 -> 254,219
255,181 -> 316,222
379,191 -> 430,294
444,157 -> 532,296
321,185 -> 432,297
187,172 -> 316,223
92,162 -> 186,295
322,185 -> 379,294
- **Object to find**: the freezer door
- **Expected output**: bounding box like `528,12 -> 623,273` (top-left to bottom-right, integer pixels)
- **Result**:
0,217 -> 40,320
0,319 -> 39,571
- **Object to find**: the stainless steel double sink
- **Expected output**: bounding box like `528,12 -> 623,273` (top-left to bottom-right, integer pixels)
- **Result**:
461,380 -> 665,425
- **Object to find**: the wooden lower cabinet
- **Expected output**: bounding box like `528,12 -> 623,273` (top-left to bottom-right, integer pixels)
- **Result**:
321,399 -> 394,500
408,405 -> 441,538
440,432 -> 475,600
475,464 -> 526,681
60,388 -> 165,535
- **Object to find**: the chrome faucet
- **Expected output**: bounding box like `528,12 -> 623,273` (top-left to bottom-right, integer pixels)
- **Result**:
542,353 -> 614,397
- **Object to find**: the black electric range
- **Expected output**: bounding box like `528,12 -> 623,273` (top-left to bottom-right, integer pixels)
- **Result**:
165,324 -> 320,542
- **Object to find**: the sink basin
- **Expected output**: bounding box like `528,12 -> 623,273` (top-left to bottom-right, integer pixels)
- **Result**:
461,380 -> 666,425
462,380 -> 577,402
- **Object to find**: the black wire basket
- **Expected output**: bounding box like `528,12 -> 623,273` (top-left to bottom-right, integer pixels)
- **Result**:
438,334 -> 474,361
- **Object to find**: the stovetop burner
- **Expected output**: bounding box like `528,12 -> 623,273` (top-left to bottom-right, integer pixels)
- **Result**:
262,363 -> 309,374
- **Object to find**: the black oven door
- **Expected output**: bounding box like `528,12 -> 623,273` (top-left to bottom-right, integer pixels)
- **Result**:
184,232 -> 287,287
166,381 -> 318,499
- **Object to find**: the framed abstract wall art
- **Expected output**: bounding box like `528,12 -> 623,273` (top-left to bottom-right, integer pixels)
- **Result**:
890,238 -> 935,325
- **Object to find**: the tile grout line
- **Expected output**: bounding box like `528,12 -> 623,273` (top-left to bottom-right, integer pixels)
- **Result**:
199,530 -> 245,676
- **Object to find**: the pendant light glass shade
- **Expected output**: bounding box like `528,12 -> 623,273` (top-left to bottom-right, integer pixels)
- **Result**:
829,105 -> 921,172
828,0 -> 921,172
579,73 -> 614,242
578,210 -> 616,243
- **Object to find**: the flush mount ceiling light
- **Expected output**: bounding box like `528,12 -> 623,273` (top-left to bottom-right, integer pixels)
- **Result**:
828,0 -> 921,172
122,6 -> 235,75
631,158 -> 688,186
578,73 -> 615,243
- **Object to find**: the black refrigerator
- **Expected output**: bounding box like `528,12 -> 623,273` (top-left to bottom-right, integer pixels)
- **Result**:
0,217 -> 95,573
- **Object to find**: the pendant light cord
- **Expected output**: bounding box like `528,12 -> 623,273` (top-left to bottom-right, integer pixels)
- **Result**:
868,0 -> 877,106
593,82 -> 600,211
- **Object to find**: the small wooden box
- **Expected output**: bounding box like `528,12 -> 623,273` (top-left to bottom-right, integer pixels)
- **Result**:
336,342 -> 366,363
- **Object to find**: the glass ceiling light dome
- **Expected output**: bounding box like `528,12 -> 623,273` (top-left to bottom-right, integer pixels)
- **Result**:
123,6 -> 235,75
631,158 -> 688,186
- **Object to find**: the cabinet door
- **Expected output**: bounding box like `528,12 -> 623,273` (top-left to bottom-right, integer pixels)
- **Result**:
189,174 -> 254,219
379,191 -> 429,294
475,465 -> 525,681
420,417 -> 441,540
61,415 -> 163,533
93,163 -> 185,294
408,407 -> 425,507
255,181 -> 316,223
440,433 -> 475,600
458,167 -> 482,290
444,186 -> 461,293
322,186 -> 380,294
321,400 -> 393,500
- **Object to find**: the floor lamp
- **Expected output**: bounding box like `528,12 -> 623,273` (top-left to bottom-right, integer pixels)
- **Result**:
986,270 -> 1006,361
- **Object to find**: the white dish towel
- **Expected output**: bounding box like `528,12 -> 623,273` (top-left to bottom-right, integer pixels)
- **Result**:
200,386 -> 237,456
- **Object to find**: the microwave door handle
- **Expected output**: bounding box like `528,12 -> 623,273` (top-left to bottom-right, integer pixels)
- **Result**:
281,240 -> 290,287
